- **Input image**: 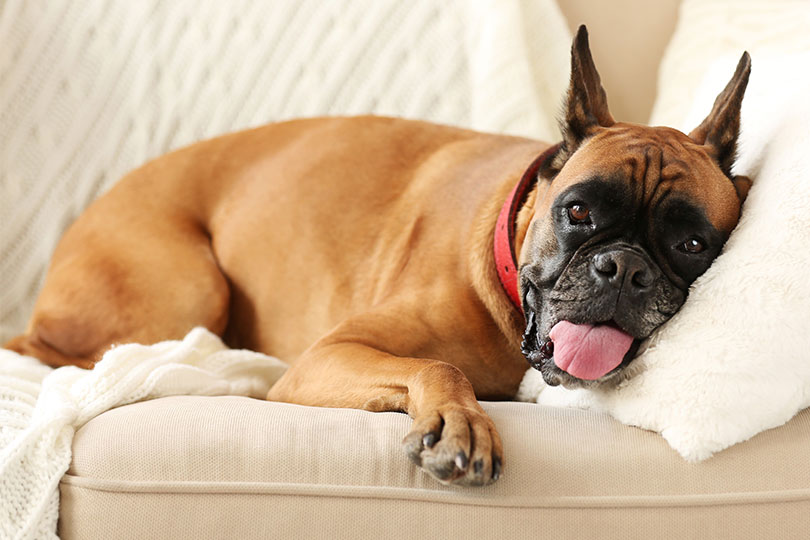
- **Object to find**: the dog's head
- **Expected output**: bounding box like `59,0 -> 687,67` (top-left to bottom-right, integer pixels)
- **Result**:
519,26 -> 751,388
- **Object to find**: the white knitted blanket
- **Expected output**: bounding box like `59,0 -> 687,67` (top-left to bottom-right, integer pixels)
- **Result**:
0,0 -> 571,343
0,1 -> 572,537
0,328 -> 287,539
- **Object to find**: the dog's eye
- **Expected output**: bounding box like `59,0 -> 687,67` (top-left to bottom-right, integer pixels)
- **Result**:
678,237 -> 705,254
567,203 -> 591,224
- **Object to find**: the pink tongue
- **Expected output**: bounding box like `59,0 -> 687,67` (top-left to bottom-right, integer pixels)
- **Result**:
549,321 -> 634,380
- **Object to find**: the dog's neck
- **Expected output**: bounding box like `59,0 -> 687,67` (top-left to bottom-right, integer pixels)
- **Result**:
493,144 -> 559,313
514,187 -> 540,262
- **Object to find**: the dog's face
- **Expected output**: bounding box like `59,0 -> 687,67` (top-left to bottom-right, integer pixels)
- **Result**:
518,26 -> 752,388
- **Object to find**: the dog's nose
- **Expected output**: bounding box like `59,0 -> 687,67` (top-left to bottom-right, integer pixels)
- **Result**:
592,250 -> 655,291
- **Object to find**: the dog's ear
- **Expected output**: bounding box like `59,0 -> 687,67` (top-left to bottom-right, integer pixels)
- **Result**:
689,52 -> 752,181
731,174 -> 752,203
542,25 -> 614,178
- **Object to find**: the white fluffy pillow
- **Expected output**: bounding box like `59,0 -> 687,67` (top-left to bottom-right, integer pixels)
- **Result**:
517,52 -> 810,461
649,0 -> 810,127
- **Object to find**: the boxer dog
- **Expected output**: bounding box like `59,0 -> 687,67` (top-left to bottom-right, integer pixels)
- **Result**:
4,27 -> 751,486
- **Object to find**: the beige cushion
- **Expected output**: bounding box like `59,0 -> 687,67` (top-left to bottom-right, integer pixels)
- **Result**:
556,0 -> 682,124
60,396 -> 810,539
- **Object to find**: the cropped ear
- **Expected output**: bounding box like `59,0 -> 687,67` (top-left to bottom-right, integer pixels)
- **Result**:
542,25 -> 615,178
689,52 -> 752,179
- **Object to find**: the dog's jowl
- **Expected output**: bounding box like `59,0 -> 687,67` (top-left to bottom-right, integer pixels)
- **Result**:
4,26 -> 751,486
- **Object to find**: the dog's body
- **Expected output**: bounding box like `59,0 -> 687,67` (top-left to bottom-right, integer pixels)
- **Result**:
4,28 -> 752,485
12,116 -> 534,392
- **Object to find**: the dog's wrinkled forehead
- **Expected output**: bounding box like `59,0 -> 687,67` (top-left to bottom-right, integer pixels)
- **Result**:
542,123 -> 742,234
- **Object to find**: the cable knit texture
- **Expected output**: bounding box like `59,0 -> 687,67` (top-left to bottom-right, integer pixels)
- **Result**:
0,328 -> 288,540
0,0 -> 571,343
0,1 -> 572,537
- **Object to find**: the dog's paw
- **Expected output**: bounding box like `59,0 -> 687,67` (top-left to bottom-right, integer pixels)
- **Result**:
402,405 -> 503,486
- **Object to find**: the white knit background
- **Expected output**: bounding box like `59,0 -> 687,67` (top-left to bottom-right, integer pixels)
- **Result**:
0,0 -> 572,343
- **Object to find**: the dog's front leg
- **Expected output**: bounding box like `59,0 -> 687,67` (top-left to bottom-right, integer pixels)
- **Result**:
268,339 -> 503,486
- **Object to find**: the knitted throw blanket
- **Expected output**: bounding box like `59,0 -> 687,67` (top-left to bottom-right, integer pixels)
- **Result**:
0,328 -> 288,539
0,1 -> 573,535
0,0 -> 571,343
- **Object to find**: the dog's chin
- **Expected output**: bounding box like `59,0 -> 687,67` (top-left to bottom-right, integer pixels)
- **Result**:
521,309 -> 642,389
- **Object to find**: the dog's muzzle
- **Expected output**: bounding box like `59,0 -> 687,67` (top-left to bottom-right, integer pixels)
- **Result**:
518,244 -> 669,387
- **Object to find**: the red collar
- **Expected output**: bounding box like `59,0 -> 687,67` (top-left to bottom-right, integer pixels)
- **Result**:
494,144 -> 559,313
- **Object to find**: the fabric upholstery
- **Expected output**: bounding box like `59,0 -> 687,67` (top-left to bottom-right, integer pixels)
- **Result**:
4,1 -> 808,537
556,0 -> 681,123
60,396 -> 810,539
0,328 -> 287,539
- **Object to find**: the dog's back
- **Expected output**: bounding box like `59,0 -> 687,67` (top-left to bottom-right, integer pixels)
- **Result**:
6,115 -> 537,389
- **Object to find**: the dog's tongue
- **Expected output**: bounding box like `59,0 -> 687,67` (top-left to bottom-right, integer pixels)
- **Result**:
549,321 -> 634,380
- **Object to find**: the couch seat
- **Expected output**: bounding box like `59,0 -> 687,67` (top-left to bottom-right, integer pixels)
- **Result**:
59,396 -> 810,539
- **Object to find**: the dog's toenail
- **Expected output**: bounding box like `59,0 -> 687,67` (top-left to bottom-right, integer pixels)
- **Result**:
492,457 -> 502,480
455,451 -> 469,470
473,459 -> 483,475
422,433 -> 437,448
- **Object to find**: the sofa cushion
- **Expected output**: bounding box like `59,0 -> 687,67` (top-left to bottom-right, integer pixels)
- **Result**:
60,396 -> 810,539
